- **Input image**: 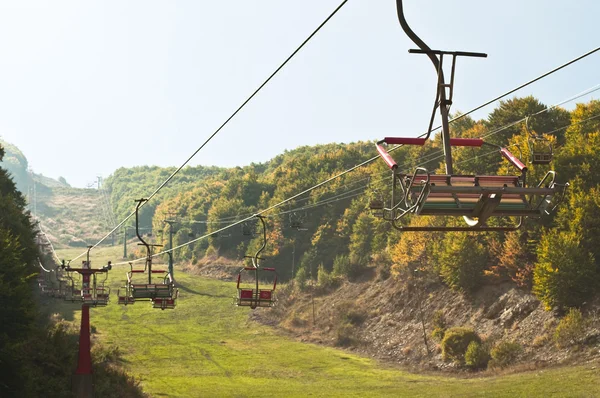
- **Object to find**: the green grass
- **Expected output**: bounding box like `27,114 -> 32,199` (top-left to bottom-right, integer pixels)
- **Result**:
47,248 -> 600,397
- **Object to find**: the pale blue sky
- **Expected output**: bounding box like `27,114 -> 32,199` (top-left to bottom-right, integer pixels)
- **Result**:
0,1 -> 598,188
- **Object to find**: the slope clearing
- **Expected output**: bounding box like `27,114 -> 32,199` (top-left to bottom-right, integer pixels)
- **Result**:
36,187 -> 114,247
46,247 -> 600,397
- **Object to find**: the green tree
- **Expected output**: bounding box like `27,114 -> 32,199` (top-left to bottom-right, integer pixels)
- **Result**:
437,233 -> 489,293
485,96 -> 570,147
533,230 -> 597,310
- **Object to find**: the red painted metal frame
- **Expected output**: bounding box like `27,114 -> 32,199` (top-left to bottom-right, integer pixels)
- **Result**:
382,137 -> 483,147
501,148 -> 527,172
67,268 -> 108,378
376,144 -> 397,169
383,137 -> 427,145
449,138 -> 483,147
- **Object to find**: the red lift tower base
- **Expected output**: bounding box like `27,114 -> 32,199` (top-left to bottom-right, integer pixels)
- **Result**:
72,293 -> 95,397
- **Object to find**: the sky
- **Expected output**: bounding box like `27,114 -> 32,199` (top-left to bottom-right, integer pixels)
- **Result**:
0,0 -> 598,188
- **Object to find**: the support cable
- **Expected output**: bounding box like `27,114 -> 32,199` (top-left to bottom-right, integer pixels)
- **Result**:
444,46 -> 600,129
85,41 -> 600,263
71,0 -> 350,261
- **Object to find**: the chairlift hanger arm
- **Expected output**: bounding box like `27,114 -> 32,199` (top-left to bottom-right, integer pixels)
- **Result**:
395,0 -> 439,71
252,215 -> 267,269
134,199 -> 149,250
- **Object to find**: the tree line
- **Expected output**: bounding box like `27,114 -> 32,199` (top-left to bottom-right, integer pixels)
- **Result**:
103,96 -> 600,311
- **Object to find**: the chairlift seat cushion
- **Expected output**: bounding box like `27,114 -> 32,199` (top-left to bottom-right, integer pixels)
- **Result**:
118,296 -> 135,305
406,174 -> 536,215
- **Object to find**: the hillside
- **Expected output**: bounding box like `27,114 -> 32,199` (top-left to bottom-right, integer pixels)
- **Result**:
38,247 -> 600,397
98,96 -> 599,374
35,187 -> 116,248
0,138 -> 71,193
0,138 -> 117,248
12,96 -> 600,378
259,273 -> 600,372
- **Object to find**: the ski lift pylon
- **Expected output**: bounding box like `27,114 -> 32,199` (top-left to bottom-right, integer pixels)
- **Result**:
62,251 -> 112,307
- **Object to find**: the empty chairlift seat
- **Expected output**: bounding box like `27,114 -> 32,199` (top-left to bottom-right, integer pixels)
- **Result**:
235,267 -> 277,309
373,136 -> 567,229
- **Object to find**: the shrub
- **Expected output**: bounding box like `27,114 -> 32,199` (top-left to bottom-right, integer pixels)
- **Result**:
372,252 -> 392,280
489,340 -> 522,369
431,311 -> 447,341
204,245 -> 218,259
332,254 -> 351,277
465,341 -> 490,369
554,308 -> 586,348
441,327 -> 481,363
532,334 -> 550,347
335,323 -> 357,347
317,264 -> 339,289
294,267 -> 308,290
344,309 -> 367,326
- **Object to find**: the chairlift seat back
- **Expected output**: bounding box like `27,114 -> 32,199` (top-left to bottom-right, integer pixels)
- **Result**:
131,283 -> 172,299
153,297 -> 176,310
532,152 -> 552,164
235,288 -> 276,307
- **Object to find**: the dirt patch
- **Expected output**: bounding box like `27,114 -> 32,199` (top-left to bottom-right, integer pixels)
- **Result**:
182,257 -> 242,281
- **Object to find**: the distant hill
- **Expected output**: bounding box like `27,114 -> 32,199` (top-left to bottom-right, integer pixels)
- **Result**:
0,138 -> 71,193
0,139 -> 110,248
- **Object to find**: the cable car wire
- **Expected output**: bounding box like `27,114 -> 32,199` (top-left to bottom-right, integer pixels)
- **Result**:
441,46 -> 600,131
70,0 -> 350,261
78,40 -> 600,263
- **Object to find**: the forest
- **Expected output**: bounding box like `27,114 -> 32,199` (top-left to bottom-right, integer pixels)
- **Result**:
101,96 -> 600,312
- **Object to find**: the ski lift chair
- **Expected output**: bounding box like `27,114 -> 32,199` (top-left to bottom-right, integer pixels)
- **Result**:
235,267 -> 278,309
121,262 -> 174,296
94,272 -> 110,306
152,279 -> 179,310
526,116 -> 553,165
117,198 -> 179,309
65,271 -> 82,302
370,1 -> 568,231
118,264 -> 177,307
241,222 -> 254,237
234,215 -> 277,309
369,191 -> 386,218
117,284 -> 134,305
375,137 -> 568,231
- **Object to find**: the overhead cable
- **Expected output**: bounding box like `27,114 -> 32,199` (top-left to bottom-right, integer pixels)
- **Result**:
71,0 -> 350,261
86,38 -> 600,263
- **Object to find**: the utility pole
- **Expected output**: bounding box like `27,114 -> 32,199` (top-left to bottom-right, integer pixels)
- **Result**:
310,260 -> 315,327
163,212 -> 178,279
164,219 -> 177,279
33,181 -> 37,219
123,227 -> 128,259
291,242 -> 295,282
